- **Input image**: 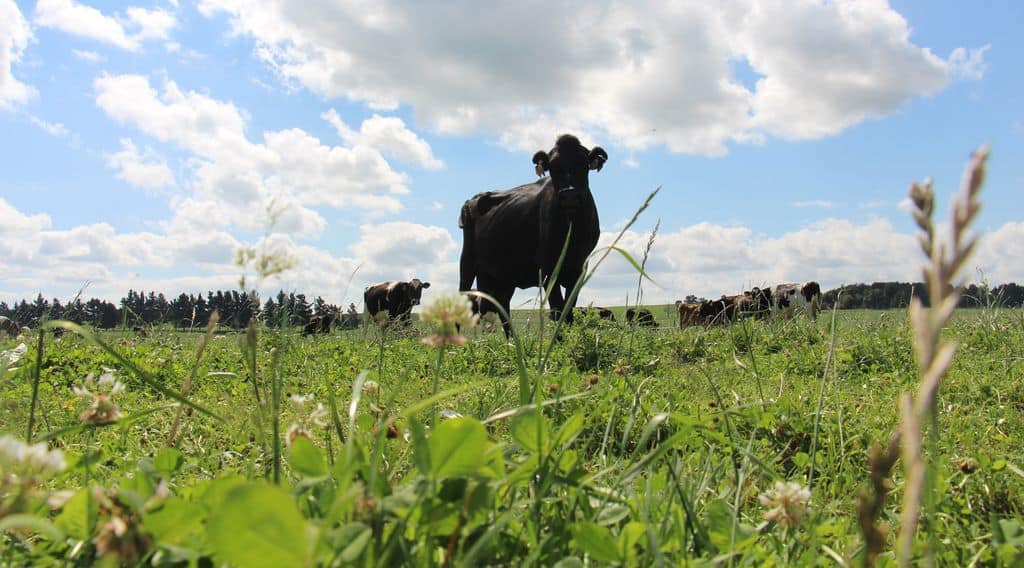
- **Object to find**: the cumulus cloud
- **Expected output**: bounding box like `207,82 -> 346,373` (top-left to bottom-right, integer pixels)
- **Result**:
323,109 -> 443,169
576,216 -> 1024,306
0,0 -> 34,109
0,197 -> 460,306
793,200 -> 834,209
106,138 -> 175,190
34,0 -> 177,52
93,73 -> 414,234
199,0 -> 980,155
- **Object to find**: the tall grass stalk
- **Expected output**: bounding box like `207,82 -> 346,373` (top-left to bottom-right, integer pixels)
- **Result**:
894,146 -> 987,565
26,327 -> 45,442
808,290 -> 841,489
167,311 -> 219,446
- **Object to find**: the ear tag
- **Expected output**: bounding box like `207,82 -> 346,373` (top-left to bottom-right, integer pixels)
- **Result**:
535,164 -> 545,177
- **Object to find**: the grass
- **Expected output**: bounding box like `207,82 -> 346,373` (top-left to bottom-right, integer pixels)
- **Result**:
1,306 -> 1022,565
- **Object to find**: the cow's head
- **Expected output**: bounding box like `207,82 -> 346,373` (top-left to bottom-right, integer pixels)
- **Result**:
532,134 -> 608,201
407,278 -> 431,305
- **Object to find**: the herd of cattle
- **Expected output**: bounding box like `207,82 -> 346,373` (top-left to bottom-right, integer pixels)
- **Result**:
0,134 -> 823,341
355,133 -> 822,335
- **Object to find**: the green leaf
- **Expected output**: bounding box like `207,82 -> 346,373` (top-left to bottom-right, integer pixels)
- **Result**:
289,436 -> 327,478
428,417 -> 488,478
0,514 -> 65,541
153,448 -> 183,478
511,409 -> 549,454
207,482 -> 313,568
572,522 -> 621,563
144,498 -> 204,545
555,412 -> 584,447
337,522 -> 372,563
55,488 -> 98,541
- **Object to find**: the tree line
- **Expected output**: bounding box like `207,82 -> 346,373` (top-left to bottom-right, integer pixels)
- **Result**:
1,281 -> 1019,330
0,289 -> 358,330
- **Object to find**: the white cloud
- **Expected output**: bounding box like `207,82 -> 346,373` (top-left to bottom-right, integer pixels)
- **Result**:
574,216 -> 1024,306
29,115 -> 68,137
351,221 -> 456,271
106,138 -> 175,190
71,48 -> 104,63
948,44 -> 990,81
93,73 -> 413,234
0,0 -> 34,109
430,201 -> 442,211
34,0 -> 177,52
323,110 -> 442,169
199,0 -> 975,155
793,200 -> 834,209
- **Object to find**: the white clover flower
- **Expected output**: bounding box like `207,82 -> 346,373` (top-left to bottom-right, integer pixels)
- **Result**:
0,434 -> 66,476
439,409 -> 463,420
289,394 -> 313,407
308,403 -> 329,429
74,370 -> 125,425
759,481 -> 812,527
362,380 -> 380,395
420,292 -> 479,347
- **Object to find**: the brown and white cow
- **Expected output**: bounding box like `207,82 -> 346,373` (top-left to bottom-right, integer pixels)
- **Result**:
675,301 -> 702,328
771,281 -> 821,321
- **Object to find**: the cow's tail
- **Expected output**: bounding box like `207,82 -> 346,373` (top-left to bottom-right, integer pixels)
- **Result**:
458,201 -> 476,292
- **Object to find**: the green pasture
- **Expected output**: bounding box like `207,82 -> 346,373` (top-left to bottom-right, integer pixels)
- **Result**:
1,306 -> 1022,565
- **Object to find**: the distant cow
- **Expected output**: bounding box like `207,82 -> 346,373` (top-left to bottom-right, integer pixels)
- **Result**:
302,314 -> 334,336
625,308 -> 658,327
0,316 -> 20,337
743,287 -> 773,319
364,279 -> 431,325
458,134 -> 608,335
675,301 -> 702,328
699,295 -> 739,326
576,306 -> 615,322
771,281 -> 822,321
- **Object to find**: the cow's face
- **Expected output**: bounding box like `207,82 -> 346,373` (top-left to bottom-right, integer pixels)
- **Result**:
532,134 -> 608,199
408,279 -> 431,305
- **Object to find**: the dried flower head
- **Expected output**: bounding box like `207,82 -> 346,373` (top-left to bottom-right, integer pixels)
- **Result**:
420,291 -> 479,347
759,481 -> 811,527
74,369 -> 125,425
286,394 -> 329,447
362,380 -> 380,395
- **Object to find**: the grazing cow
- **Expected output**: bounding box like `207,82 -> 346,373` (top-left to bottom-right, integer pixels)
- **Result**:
743,287 -> 773,319
0,316 -> 20,337
625,308 -> 658,327
302,313 -> 334,336
131,325 -> 147,337
576,306 -> 615,322
675,301 -> 702,328
458,134 -> 608,335
771,281 -> 822,321
364,279 -> 431,325
699,295 -> 746,326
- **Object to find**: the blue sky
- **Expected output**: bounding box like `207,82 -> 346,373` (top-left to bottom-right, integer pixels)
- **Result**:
1,0 -> 1021,308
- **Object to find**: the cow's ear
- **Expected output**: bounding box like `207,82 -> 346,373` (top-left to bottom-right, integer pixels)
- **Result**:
588,146 -> 608,172
532,151 -> 549,177
421,282 -> 431,289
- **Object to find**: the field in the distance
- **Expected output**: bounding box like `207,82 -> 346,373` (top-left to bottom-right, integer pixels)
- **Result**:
1,307 -> 1022,565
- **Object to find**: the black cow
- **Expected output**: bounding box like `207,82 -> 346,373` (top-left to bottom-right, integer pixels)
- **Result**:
302,313 -> 334,336
364,279 -> 431,325
625,308 -> 658,327
458,134 -> 607,335
576,306 -> 615,322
